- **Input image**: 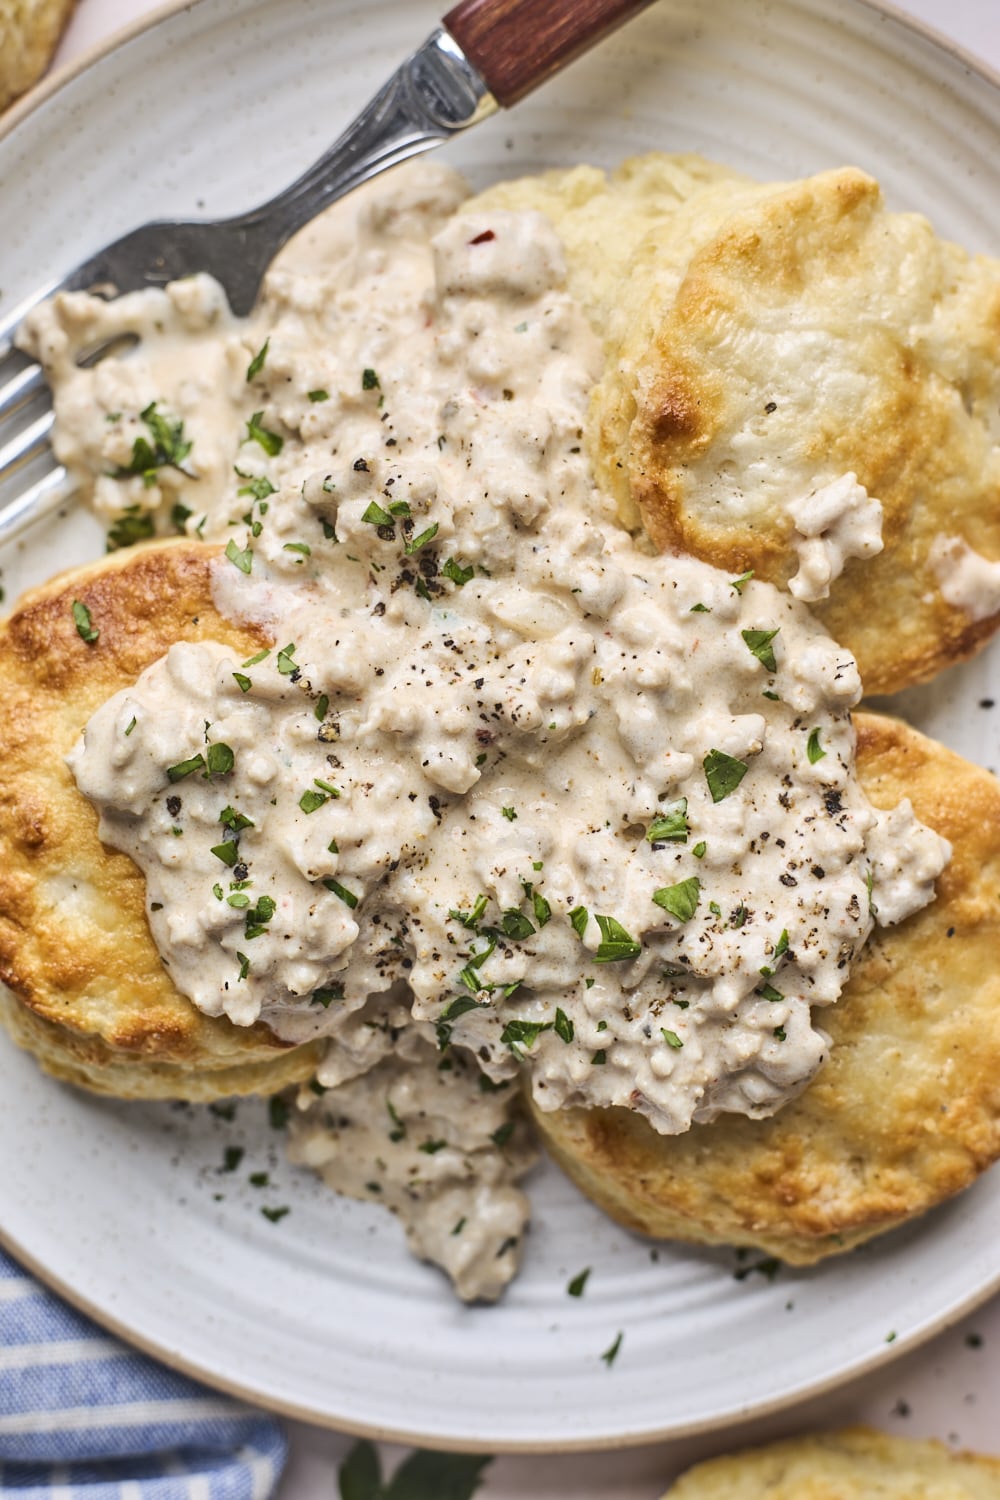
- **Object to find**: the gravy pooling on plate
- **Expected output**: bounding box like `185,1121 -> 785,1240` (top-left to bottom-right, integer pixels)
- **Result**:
19,163 -> 948,1299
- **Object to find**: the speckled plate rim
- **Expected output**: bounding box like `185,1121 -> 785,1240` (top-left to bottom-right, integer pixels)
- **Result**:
3,0 -> 1000,1454
3,1215 -> 1000,1454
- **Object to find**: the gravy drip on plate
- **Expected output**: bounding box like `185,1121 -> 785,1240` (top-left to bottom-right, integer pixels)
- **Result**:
35,165 -> 949,1295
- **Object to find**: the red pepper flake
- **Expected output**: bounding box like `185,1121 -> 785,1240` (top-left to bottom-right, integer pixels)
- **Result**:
469,229 -> 496,245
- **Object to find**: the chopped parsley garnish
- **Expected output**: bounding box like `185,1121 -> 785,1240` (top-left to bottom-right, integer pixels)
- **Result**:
690,602 -> 710,613
762,689 -> 780,701
225,539 -> 253,574
275,642 -> 298,676
244,895 -> 276,940
491,1121 -> 515,1148
232,672 -> 252,693
236,474 -> 276,501
501,806 -> 517,822
362,368 -> 380,391
312,984 -> 344,1008
112,401 -> 193,486
404,523 -> 439,555
167,753 -> 205,782
703,749 -> 749,802
419,1139 -> 447,1155
261,1206 -> 289,1223
591,1049 -> 607,1064
500,908 -> 535,940
205,742 -> 235,776
452,1218 -> 466,1236
361,500 -> 393,527
661,1028 -> 684,1049
221,1145 -> 244,1173
283,541 -> 311,557
435,995 -> 481,1049
106,506 -> 155,550
807,728 -> 826,764
774,929 -> 790,959
692,841 -> 707,858
729,569 -> 754,593
567,1268 -> 591,1297
554,1007 -> 574,1043
569,905 -> 589,938
219,806 -> 254,832
243,648 -> 270,667
758,983 -> 784,1003
210,840 -> 240,867
652,877 -> 701,923
531,889 -> 551,927
268,1097 -> 289,1129
307,389 -> 329,402
773,1026 -> 787,1041
646,798 -> 688,844
171,501 -> 193,531
244,411 -> 283,456
386,1099 -> 406,1141
741,628 -> 780,672
227,893 -> 250,908
236,952 -> 251,981
124,716 -> 137,736
500,1018 -> 552,1055
299,788 -> 329,814
315,694 -> 329,721
449,895 -> 488,930
442,558 -> 474,586
71,600 -> 99,643
593,914 -> 641,963
323,877 -> 359,909
246,339 -> 269,381
601,1331 -> 623,1367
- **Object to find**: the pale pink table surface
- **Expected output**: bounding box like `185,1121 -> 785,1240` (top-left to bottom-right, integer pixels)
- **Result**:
41,0 -> 1000,1493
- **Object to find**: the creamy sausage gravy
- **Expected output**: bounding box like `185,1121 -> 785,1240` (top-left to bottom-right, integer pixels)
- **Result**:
22,163 -> 950,1300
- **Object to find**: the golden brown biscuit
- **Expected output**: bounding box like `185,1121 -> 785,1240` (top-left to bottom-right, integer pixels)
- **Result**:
587,165 -> 1000,695
663,1427 -> 1000,1499
0,541 -> 323,1100
0,0 -> 76,112
532,712 -> 1000,1264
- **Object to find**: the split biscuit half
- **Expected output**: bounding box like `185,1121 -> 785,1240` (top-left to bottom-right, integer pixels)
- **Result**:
532,712 -> 1000,1264
475,157 -> 1000,694
0,540 -> 324,1101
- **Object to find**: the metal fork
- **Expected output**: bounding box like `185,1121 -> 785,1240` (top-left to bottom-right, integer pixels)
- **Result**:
0,0 -> 655,548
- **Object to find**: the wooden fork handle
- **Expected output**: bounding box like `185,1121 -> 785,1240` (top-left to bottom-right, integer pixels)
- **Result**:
443,0 -> 657,108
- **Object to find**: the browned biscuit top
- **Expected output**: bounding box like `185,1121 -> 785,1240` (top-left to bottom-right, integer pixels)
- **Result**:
533,711 -> 1000,1264
0,540 -> 323,1095
595,167 -> 1000,695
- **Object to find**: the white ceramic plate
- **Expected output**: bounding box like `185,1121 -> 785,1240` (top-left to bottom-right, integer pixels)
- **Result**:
4,0 -> 1000,1453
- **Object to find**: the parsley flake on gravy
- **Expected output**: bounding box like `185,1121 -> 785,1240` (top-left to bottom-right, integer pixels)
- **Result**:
703,748 -> 749,802
807,727 -> 827,763
245,339 -> 269,381
646,798 -> 689,843
741,627 -> 780,672
652,877 -> 701,923
244,410 -> 284,456
593,914 -> 641,963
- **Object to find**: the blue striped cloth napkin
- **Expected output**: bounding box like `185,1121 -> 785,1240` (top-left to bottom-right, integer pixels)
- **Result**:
0,1250 -> 287,1498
